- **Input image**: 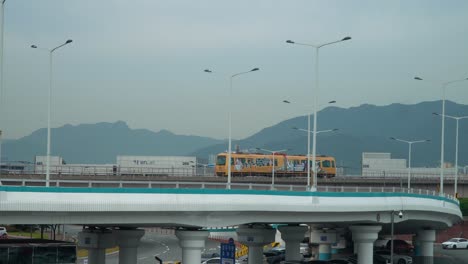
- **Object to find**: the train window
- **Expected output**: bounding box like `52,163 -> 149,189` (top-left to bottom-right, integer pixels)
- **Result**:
322,160 -> 331,168
216,156 -> 226,165
331,160 -> 335,168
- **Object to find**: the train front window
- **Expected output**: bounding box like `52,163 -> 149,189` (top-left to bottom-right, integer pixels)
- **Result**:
322,160 -> 332,168
331,160 -> 335,168
216,156 -> 226,166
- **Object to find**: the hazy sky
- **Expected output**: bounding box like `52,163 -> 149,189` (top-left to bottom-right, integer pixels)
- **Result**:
1,0 -> 468,140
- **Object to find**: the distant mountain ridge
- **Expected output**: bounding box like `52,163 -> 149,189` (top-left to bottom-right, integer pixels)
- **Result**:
3,100 -> 468,172
3,121 -> 223,164
193,100 -> 468,173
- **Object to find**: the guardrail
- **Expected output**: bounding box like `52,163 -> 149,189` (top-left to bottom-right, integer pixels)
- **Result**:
0,178 -> 458,204
2,165 -> 216,177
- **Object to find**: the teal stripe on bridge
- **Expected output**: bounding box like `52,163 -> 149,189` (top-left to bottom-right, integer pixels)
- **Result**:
0,186 -> 459,206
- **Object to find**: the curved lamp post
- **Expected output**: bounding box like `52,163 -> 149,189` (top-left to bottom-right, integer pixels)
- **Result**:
286,37 -> 351,191
31,39 -> 73,187
433,112 -> 468,196
292,127 -> 338,186
414,76 -> 468,195
255,147 -> 289,189
204,68 -> 259,189
282,100 -> 336,189
389,137 -> 430,189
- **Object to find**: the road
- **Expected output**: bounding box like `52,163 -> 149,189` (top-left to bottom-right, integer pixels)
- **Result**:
434,244 -> 468,264
75,232 -> 468,264
77,230 -> 222,264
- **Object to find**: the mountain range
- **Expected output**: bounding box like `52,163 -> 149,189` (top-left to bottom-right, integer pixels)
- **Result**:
3,100 -> 468,173
3,121 -> 223,164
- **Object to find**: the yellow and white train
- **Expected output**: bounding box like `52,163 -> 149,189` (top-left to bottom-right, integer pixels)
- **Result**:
215,152 -> 336,178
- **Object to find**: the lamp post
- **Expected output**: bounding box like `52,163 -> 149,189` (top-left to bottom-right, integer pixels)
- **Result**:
292,127 -> 338,186
433,113 -> 468,196
414,76 -> 468,195
256,148 -> 288,189
283,100 -> 336,189
204,68 -> 259,189
390,210 -> 403,264
0,0 -> 7,181
389,137 -> 430,189
286,37 -> 351,191
31,39 -> 73,187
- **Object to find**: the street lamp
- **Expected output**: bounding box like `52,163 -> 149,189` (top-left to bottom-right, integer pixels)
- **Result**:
31,39 -> 73,187
255,148 -> 288,189
292,127 -> 338,186
204,67 -> 259,189
0,0 -> 7,181
286,36 -> 351,191
433,112 -> 468,197
390,210 -> 404,264
283,100 -> 336,189
389,137 -> 430,189
414,76 -> 468,195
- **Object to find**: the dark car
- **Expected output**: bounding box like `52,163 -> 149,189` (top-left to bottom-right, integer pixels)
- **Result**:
283,261 -> 330,264
386,239 -> 414,253
263,249 -> 285,264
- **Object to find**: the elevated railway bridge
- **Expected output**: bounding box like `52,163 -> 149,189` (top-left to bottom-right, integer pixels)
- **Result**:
0,171 -> 464,264
1,171 -> 468,196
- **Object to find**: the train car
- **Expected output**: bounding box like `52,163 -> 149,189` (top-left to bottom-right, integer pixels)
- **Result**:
215,152 -> 336,177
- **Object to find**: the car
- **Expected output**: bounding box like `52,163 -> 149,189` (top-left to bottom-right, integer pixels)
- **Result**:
300,243 -> 310,257
441,238 -> 468,249
201,257 -> 241,264
329,259 -> 356,264
375,250 -> 413,264
385,239 -> 414,254
0,227 -> 7,239
201,252 -> 220,262
282,261 -> 330,264
263,248 -> 285,264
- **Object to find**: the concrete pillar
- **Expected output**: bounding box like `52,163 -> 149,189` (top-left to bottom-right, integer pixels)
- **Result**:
78,229 -> 116,264
175,229 -> 209,264
278,225 -> 308,261
318,244 -> 331,260
353,243 -> 358,254
415,229 -> 435,264
349,225 -> 381,264
115,229 -> 145,264
237,225 -> 276,264
310,229 -> 337,260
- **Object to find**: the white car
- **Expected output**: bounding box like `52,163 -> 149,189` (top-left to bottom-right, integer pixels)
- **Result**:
0,227 -> 7,238
442,238 -> 468,249
202,257 -> 241,264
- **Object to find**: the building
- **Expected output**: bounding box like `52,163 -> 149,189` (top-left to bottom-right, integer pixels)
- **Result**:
361,152 -> 452,178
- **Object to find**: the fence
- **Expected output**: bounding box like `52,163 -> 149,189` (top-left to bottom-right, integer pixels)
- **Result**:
0,178 -> 458,204
5,165 -> 215,177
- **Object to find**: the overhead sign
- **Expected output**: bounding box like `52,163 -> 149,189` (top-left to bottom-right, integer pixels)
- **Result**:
220,238 -> 236,264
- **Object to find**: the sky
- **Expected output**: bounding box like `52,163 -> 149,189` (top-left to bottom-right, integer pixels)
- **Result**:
1,0 -> 468,140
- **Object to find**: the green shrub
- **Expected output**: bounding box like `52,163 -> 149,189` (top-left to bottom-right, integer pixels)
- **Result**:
459,198 -> 468,216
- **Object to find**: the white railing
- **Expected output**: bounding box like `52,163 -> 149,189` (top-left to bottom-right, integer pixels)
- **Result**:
3,165 -> 215,177
0,179 -> 458,203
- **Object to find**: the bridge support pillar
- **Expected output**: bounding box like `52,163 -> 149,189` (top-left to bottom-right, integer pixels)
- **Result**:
115,228 -> 145,264
237,225 -> 276,264
175,229 -> 209,264
310,228 -> 337,260
278,225 -> 308,261
78,228 -> 116,264
414,229 -> 435,264
350,225 -> 381,264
